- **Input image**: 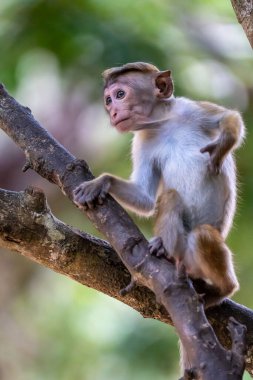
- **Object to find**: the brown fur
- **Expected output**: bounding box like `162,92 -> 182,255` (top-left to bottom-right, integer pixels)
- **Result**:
102,62 -> 159,87
196,225 -> 227,275
154,190 -> 187,261
187,225 -> 238,306
154,193 -> 238,307
197,100 -> 225,115
221,112 -> 243,144
155,189 -> 184,225
198,101 -> 243,152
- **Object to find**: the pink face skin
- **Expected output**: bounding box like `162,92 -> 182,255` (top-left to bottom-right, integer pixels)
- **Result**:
104,70 -> 173,133
103,75 -> 155,133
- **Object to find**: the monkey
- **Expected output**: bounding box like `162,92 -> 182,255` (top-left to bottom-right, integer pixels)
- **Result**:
73,61 -> 245,309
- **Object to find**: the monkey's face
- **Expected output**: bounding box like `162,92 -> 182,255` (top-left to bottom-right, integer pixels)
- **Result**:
104,72 -> 159,133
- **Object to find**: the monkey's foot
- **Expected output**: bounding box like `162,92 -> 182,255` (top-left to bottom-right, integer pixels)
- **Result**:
148,236 -> 167,257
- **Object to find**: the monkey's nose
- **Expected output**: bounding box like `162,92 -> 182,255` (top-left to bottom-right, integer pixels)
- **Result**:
111,110 -> 117,120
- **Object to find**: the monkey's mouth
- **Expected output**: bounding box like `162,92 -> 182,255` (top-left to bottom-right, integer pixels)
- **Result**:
115,118 -> 130,126
114,118 -> 131,132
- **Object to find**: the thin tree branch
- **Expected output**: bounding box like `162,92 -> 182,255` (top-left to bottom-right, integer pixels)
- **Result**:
231,0 -> 253,48
0,85 -> 249,378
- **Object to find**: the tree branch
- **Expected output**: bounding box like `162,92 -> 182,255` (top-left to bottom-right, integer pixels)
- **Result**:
0,85 -> 249,378
0,186 -> 169,323
231,0 -> 253,48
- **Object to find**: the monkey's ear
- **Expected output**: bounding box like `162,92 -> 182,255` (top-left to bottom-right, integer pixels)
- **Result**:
155,70 -> 173,98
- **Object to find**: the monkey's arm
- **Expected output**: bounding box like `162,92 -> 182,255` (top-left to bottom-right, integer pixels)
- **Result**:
74,163 -> 160,216
199,102 -> 245,174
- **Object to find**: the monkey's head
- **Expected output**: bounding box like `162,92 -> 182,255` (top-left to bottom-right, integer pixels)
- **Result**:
102,62 -> 173,133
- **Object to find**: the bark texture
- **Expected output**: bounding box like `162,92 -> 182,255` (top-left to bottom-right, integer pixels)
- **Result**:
0,186 -> 167,323
0,85 -> 250,378
231,0 -> 253,48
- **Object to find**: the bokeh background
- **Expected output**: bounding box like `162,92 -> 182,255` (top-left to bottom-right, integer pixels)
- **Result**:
0,1 -> 252,379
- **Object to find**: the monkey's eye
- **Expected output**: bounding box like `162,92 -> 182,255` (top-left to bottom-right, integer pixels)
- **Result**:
116,90 -> 125,99
105,96 -> 112,106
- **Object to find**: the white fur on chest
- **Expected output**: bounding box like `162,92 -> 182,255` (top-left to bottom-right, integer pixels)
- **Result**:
152,129 -> 208,204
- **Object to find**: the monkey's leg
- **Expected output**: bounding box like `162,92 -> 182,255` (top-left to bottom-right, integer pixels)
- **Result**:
149,189 -> 187,261
186,224 -> 239,307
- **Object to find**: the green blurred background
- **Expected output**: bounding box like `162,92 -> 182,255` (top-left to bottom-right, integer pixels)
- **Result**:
0,1 -> 252,379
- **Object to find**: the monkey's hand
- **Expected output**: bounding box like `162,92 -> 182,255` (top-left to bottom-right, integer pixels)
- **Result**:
200,140 -> 224,175
73,175 -> 111,209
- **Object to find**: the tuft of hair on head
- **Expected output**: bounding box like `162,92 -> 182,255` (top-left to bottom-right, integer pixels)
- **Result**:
102,62 -> 160,87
